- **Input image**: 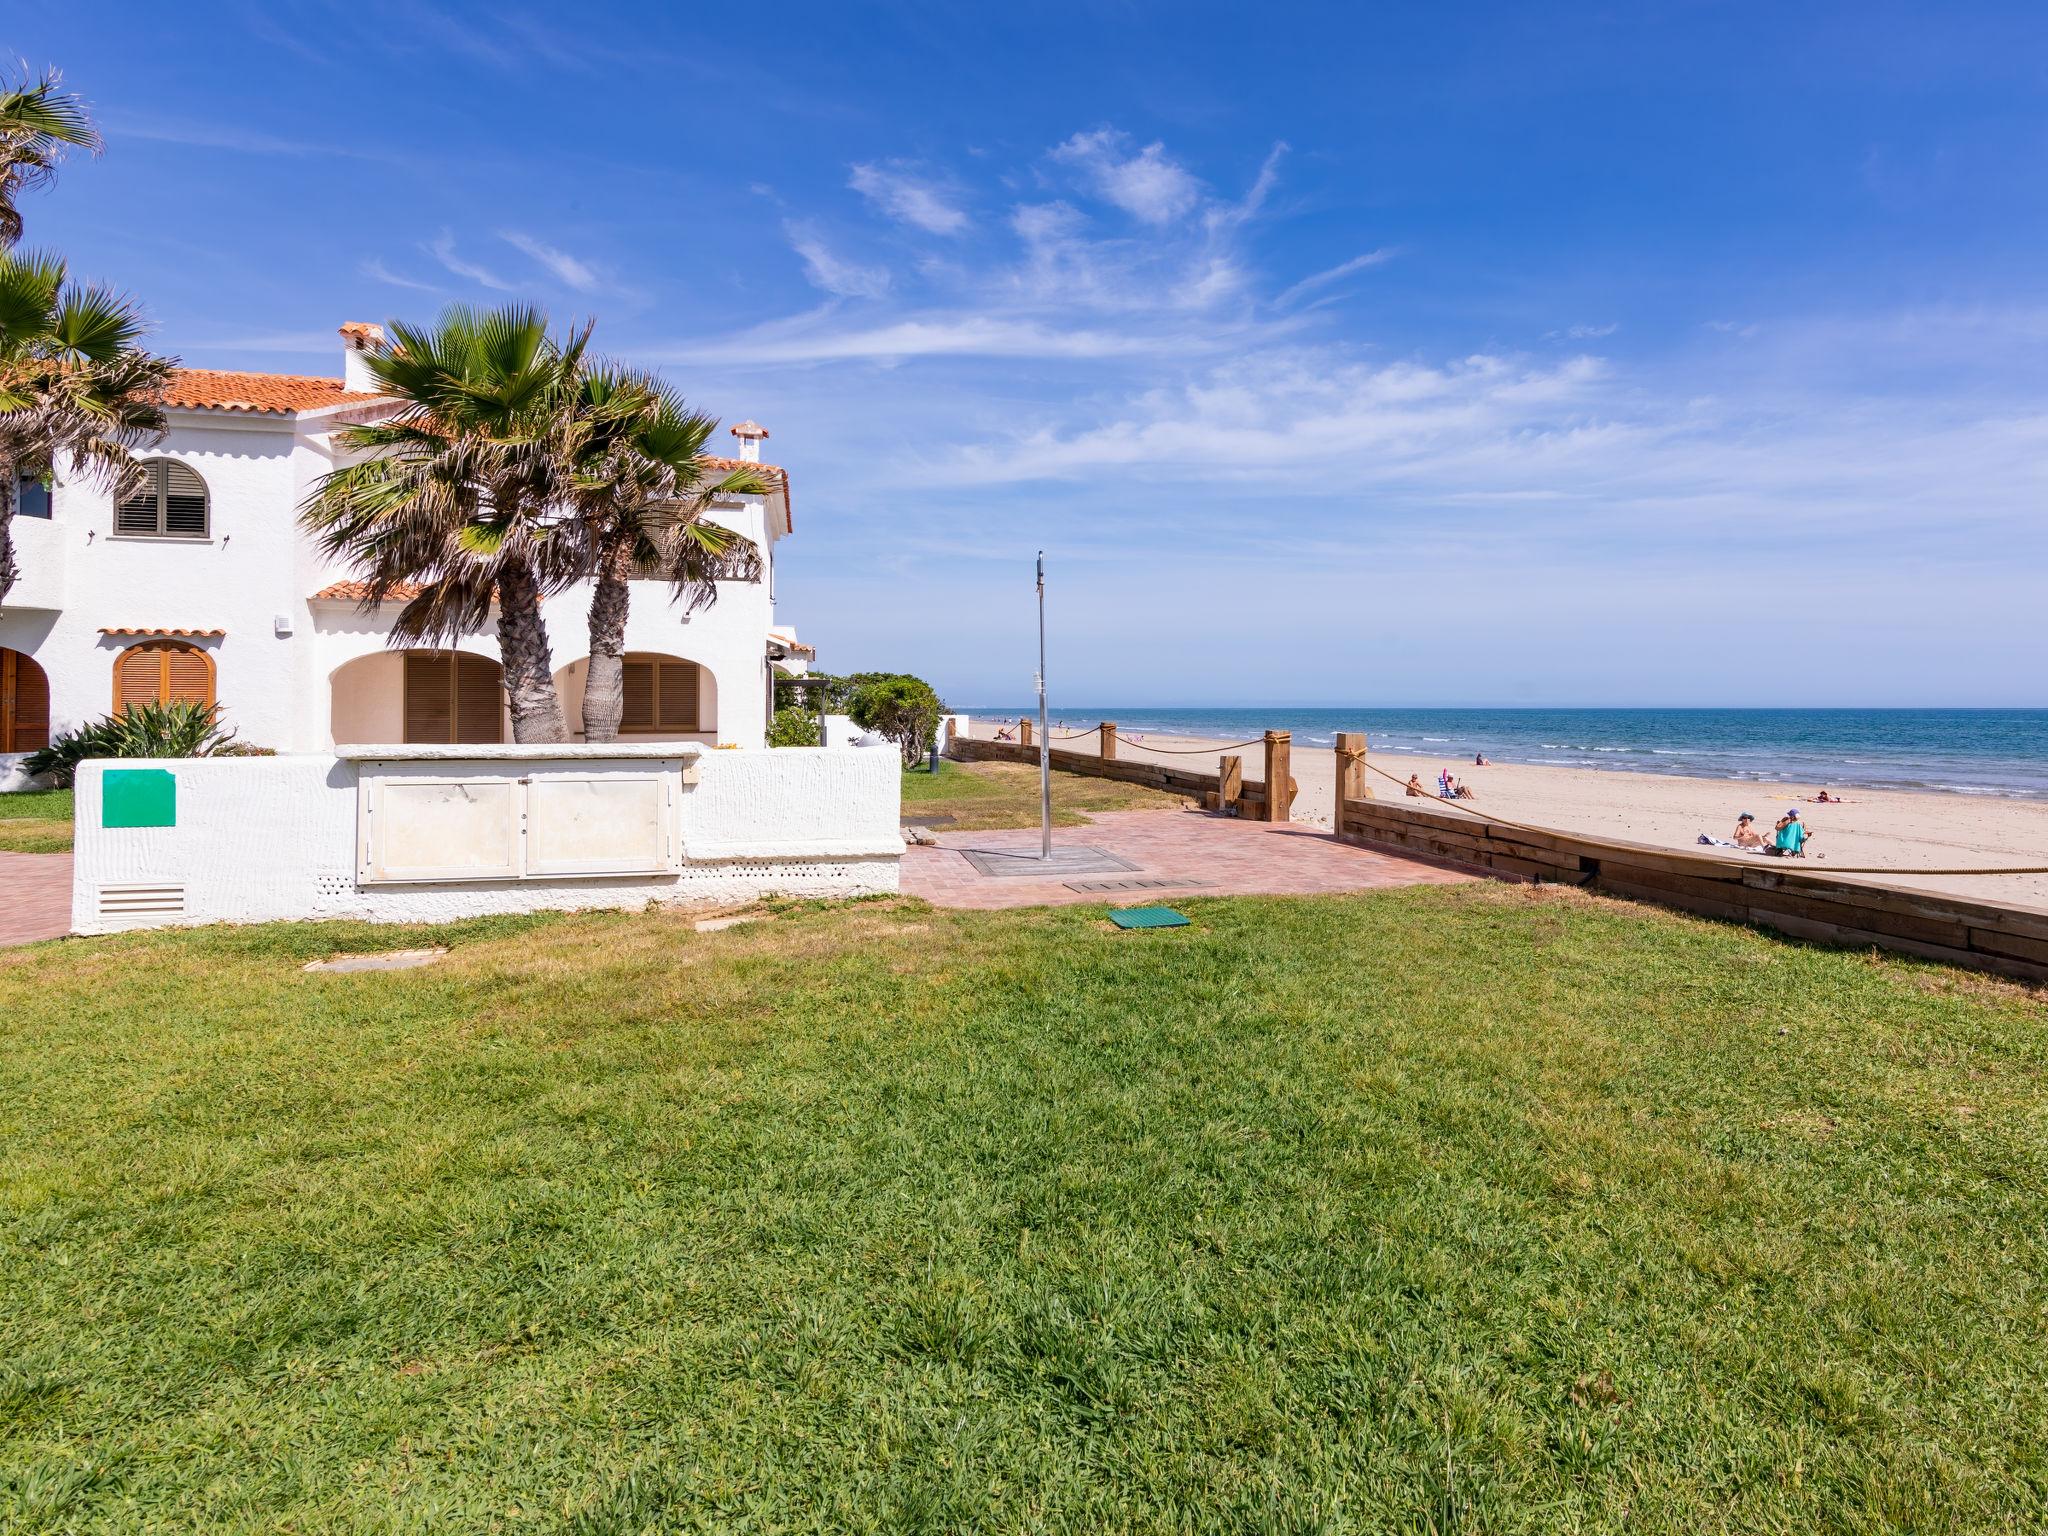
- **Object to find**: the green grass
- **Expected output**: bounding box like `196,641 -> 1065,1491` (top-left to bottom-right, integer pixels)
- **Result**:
0,787 -> 72,853
3,886 -> 2046,1531
902,757 -> 1190,829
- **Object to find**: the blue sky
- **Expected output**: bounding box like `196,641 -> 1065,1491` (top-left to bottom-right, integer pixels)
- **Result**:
14,2 -> 2048,707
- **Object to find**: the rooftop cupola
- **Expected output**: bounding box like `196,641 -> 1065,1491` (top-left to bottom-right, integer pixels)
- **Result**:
729,419 -> 769,463
339,322 -> 387,392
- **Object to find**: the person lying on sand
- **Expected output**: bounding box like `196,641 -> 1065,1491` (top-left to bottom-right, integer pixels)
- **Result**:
1813,789 -> 1847,803
1406,773 -> 1425,797
1769,809 -> 1812,857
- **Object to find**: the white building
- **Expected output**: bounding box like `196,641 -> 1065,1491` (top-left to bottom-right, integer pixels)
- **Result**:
1,323 -> 808,788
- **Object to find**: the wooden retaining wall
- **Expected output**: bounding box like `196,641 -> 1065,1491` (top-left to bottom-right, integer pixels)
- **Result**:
1339,796 -> 2048,984
947,735 -> 1274,818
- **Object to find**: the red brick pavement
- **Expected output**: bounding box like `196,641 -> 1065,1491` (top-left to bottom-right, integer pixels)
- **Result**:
903,809 -> 1474,910
0,852 -> 72,947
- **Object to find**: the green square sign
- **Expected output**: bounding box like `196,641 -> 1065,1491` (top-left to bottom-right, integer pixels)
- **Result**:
103,768 -> 177,829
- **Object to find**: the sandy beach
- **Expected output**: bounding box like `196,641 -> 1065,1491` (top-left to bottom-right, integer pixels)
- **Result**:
970,720 -> 2048,911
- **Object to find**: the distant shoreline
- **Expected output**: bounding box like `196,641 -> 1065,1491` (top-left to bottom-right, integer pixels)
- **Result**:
960,705 -> 2048,802
959,716 -> 2048,912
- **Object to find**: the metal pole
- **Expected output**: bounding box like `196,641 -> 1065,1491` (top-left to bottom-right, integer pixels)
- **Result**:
1037,550 -> 1051,860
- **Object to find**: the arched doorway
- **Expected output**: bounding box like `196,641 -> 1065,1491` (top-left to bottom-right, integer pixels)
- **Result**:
1,647 -> 50,752
330,650 -> 505,746
553,652 -> 717,739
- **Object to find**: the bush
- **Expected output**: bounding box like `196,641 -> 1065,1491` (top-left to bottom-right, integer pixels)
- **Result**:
847,674 -> 944,766
767,706 -> 822,748
23,701 -> 241,788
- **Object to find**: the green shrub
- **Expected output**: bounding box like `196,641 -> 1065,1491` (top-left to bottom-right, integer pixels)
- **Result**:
23,701 -> 242,788
767,706 -> 822,748
848,673 -> 945,766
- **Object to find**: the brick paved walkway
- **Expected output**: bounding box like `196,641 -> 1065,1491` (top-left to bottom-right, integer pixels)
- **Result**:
0,852 -> 72,947
903,809 -> 1474,910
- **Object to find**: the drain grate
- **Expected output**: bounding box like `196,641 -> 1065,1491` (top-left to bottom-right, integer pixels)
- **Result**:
1064,877 -> 1209,893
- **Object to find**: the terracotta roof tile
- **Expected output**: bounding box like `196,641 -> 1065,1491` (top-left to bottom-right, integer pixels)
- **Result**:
164,369 -> 387,415
312,580 -> 423,603
702,455 -> 793,528
99,626 -> 226,638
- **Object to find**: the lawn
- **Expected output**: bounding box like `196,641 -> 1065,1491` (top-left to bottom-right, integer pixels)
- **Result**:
2,885 -> 2046,1531
902,757 -> 1190,829
0,787 -> 72,853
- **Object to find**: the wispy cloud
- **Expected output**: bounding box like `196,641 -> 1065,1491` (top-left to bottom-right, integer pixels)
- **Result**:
1275,249 -> 1397,308
783,221 -> 890,299
500,231 -> 602,292
651,308 -> 1281,366
100,111 -> 384,161
1547,321 -> 1619,339
1051,129 -> 1202,223
361,258 -> 443,294
426,232 -> 514,291
849,162 -> 970,235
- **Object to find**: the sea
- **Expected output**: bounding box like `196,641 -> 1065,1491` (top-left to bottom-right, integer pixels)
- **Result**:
961,707 -> 2048,800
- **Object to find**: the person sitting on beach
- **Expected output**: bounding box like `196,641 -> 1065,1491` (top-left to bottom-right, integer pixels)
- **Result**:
1732,813 -> 1767,848
1406,773 -> 1425,797
1438,770 -> 1455,798
1474,753 -> 1489,767
1454,779 -> 1475,799
1771,809 -> 1812,857
994,726 -> 1014,742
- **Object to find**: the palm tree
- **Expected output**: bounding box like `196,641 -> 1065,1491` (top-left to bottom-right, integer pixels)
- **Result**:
0,248 -> 171,603
0,67 -> 99,249
563,367 -> 765,742
302,305 -> 586,743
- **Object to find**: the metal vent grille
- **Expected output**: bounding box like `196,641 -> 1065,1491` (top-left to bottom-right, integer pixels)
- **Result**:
96,883 -> 186,921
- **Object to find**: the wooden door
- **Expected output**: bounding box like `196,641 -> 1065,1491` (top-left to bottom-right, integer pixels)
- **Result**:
1,648 -> 49,751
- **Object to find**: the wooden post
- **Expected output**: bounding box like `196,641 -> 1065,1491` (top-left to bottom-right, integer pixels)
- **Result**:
1218,754 -> 1243,814
1335,731 -> 1367,827
1263,730 -> 1292,822
1018,716 -> 1032,747
1100,721 -> 1117,761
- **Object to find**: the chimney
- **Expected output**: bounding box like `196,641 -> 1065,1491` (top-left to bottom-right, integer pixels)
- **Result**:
339,322 -> 387,392
729,419 -> 769,464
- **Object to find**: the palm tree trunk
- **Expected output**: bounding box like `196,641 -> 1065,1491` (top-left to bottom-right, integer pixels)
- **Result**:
493,559 -> 568,743
0,458 -> 18,604
581,537 -> 635,743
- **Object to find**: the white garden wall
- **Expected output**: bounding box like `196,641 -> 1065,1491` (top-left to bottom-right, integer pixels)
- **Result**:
70,742 -> 903,934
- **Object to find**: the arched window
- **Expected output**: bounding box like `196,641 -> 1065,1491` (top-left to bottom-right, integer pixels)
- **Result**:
1,647 -> 50,751
620,654 -> 705,733
115,458 -> 210,538
114,640 -> 215,711
403,651 -> 504,744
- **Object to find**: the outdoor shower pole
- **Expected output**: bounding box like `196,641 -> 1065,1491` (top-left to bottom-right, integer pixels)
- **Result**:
1037,550 -> 1052,860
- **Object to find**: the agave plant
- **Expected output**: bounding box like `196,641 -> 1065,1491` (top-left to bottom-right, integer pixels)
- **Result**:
22,699 -> 238,788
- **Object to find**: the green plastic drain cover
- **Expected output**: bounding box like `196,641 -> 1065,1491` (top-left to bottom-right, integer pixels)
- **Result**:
1109,906 -> 1190,930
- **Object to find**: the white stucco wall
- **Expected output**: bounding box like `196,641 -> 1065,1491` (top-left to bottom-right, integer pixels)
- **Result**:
2,400 -> 794,761
70,743 -> 902,934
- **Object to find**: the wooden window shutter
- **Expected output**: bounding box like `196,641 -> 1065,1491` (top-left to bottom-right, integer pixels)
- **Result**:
163,644 -> 212,705
621,660 -> 655,732
657,661 -> 698,731
113,459 -> 211,538
453,654 -> 503,743
161,462 -> 210,537
404,652 -> 454,743
1,649 -> 50,752
115,464 -> 161,535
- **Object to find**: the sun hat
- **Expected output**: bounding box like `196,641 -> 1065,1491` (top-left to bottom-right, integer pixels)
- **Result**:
1738,812 -> 1754,821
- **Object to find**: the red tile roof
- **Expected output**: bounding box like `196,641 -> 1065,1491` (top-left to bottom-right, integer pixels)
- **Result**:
164,369 -> 386,415
312,580 -> 423,603
702,455 -> 793,528
99,626 -> 226,638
